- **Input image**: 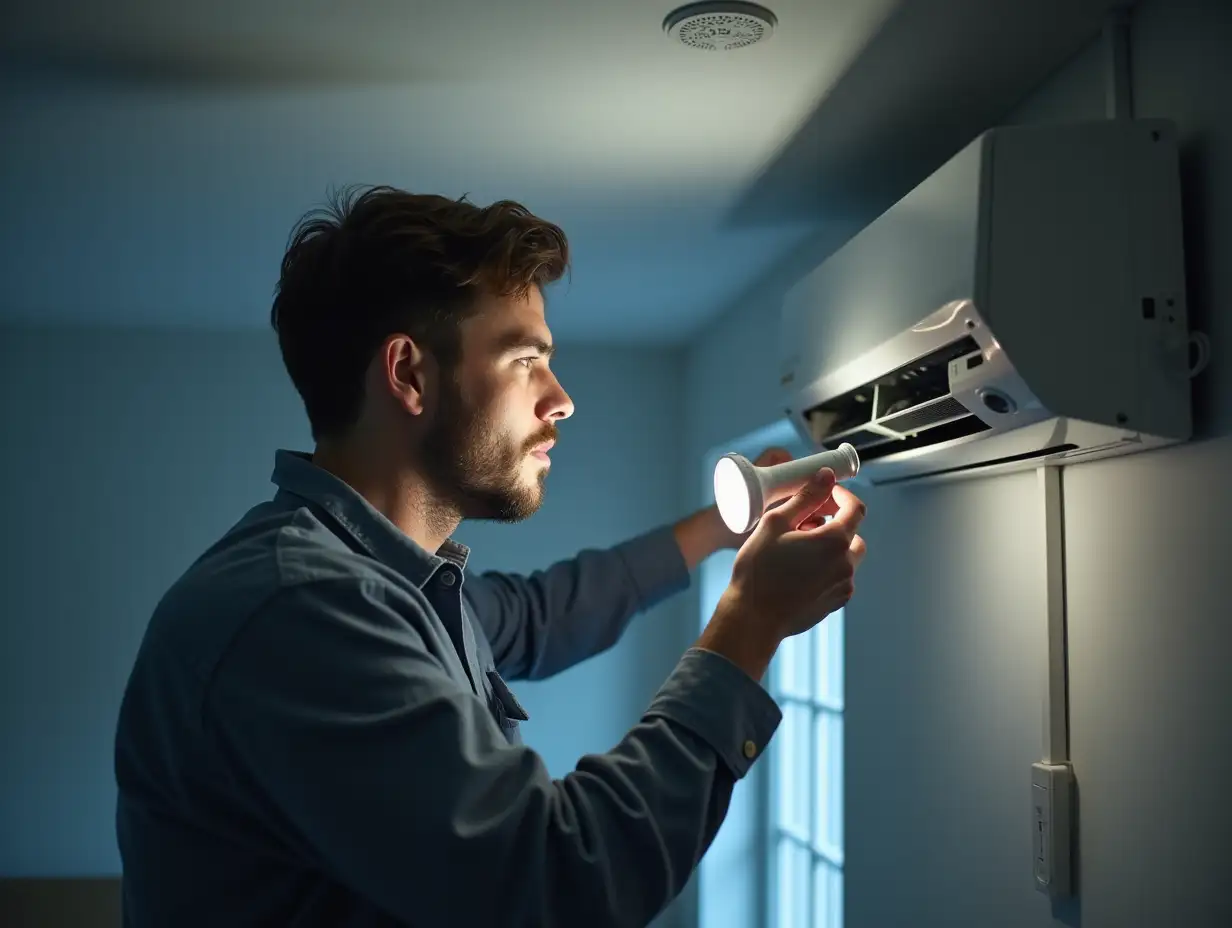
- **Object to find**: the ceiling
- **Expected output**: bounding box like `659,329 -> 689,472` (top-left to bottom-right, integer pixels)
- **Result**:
0,0 -> 1123,343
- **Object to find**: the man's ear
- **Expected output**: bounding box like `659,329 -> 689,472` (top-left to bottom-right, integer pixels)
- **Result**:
376,334 -> 437,417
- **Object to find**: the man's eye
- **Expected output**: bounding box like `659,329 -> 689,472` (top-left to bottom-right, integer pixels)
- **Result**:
517,357 -> 538,368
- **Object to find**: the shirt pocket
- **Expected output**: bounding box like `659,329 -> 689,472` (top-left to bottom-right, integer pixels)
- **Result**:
486,669 -> 530,731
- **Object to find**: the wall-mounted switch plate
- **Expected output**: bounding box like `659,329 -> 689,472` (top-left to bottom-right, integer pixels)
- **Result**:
1032,762 -> 1073,897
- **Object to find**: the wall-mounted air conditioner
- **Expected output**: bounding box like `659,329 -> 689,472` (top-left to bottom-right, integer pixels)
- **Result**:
780,119 -> 1196,485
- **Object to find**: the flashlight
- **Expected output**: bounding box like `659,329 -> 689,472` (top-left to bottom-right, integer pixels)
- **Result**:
713,443 -> 860,534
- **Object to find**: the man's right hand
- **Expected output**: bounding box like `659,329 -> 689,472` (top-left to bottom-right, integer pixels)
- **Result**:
697,468 -> 867,681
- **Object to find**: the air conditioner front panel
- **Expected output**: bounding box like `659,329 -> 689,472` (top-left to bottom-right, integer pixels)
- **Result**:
779,135 -> 989,399
778,119 -> 1192,484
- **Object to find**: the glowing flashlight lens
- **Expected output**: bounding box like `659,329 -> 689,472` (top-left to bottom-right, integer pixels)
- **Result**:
714,456 -> 752,534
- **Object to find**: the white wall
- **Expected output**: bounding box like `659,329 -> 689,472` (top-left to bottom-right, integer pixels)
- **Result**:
844,1 -> 1232,926
847,469 -> 1056,926
686,2 -> 1231,926
0,327 -> 691,920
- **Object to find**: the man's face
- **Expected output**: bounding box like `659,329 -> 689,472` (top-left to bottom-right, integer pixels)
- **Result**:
420,286 -> 573,522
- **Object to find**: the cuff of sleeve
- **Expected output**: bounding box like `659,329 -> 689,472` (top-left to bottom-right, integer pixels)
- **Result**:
644,647 -> 782,780
613,525 -> 692,611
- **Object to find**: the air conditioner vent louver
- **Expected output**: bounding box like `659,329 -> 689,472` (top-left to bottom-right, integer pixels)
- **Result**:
880,396 -> 970,434
843,428 -> 893,449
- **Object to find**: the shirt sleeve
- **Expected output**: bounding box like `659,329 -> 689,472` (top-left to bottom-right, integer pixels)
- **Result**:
463,524 -> 691,681
206,575 -> 780,928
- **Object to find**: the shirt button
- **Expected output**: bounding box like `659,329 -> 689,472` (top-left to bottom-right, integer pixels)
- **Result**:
742,740 -> 757,759
439,570 -> 456,587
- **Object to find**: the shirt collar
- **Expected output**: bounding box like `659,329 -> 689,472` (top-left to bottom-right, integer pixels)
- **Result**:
271,449 -> 470,588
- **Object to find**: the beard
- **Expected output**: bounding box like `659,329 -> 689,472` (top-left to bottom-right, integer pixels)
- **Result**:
420,379 -> 556,523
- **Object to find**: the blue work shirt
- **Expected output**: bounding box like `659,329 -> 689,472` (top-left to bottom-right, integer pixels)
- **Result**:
115,449 -> 781,927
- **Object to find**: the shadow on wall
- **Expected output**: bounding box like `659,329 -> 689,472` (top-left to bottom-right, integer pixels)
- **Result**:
1179,134 -> 1222,437
682,215 -> 866,485
724,0 -> 1115,227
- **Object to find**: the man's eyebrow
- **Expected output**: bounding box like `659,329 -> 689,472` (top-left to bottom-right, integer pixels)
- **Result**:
496,333 -> 555,358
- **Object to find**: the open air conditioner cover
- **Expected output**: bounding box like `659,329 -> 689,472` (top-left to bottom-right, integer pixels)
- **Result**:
779,119 -> 1193,485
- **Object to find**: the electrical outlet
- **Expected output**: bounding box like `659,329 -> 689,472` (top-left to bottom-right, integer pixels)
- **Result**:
1031,762 -> 1073,897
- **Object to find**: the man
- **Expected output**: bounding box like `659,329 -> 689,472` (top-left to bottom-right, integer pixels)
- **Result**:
114,186 -> 867,927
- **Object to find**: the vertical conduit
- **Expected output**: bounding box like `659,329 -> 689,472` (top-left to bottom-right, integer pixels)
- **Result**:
1039,465 -> 1070,765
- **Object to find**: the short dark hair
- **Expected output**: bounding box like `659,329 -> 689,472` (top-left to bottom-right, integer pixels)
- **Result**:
270,185 -> 570,440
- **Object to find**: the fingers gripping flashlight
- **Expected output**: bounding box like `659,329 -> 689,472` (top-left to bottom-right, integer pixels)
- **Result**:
713,443 -> 861,534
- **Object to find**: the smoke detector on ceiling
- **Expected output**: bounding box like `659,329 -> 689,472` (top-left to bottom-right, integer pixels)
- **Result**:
663,1 -> 778,51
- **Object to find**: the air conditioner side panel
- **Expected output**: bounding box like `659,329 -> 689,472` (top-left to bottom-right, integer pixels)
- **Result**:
979,119 -> 1191,440
780,133 -> 989,396
1129,122 -> 1193,439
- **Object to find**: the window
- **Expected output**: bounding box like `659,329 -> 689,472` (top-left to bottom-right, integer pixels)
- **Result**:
698,424 -> 845,928
769,614 -> 845,928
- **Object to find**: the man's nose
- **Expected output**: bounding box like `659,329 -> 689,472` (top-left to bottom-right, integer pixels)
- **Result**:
539,372 -> 574,421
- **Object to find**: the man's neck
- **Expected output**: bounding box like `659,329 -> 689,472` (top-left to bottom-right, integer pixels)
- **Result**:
310,439 -> 460,555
